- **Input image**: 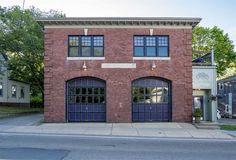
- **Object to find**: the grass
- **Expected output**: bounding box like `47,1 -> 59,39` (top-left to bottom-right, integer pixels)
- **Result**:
0,106 -> 43,114
219,125 -> 236,131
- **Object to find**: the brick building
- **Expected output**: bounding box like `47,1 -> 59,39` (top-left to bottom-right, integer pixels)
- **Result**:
37,17 -> 201,123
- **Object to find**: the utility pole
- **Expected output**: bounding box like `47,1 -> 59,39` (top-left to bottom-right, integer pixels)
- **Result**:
22,0 -> 26,10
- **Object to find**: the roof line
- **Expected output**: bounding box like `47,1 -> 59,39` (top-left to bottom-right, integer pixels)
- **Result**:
37,17 -> 201,28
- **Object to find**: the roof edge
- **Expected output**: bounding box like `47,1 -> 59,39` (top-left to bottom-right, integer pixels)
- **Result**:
36,17 -> 201,28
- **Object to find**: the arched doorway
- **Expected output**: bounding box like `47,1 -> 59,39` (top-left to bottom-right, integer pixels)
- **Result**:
132,77 -> 171,122
66,77 -> 106,122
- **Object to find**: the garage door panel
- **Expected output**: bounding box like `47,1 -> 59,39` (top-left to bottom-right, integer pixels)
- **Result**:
132,105 -> 139,112
67,77 -> 106,122
68,105 -> 76,112
150,113 -> 157,121
132,77 -> 171,122
68,112 -> 76,121
133,113 -> 139,121
139,105 -> 145,112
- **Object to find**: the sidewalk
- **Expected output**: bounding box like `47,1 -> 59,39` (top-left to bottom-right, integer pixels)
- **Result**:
3,122 -> 233,139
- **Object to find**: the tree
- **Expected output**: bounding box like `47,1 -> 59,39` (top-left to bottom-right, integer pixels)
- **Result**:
192,26 -> 236,77
0,6 -> 65,102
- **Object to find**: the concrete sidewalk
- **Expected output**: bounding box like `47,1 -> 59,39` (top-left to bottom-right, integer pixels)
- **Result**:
3,122 -> 233,139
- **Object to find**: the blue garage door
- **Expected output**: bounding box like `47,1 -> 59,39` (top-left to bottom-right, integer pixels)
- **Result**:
67,77 -> 106,122
132,77 -> 171,122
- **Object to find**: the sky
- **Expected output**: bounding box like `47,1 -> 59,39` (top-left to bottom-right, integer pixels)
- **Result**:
1,0 -> 236,47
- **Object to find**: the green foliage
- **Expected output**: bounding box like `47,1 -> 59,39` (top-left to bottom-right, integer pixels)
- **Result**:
0,6 -> 65,99
193,108 -> 202,117
193,26 -> 236,77
31,93 -> 43,104
0,106 -> 43,113
219,125 -> 236,131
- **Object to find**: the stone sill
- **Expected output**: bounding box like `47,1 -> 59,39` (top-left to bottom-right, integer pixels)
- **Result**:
133,57 -> 170,60
67,57 -> 105,60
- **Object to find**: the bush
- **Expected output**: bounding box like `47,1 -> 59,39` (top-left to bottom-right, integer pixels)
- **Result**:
194,108 -> 202,117
30,93 -> 43,108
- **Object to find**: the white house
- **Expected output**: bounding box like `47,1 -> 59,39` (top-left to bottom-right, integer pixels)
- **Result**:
0,53 -> 30,107
192,52 -> 217,122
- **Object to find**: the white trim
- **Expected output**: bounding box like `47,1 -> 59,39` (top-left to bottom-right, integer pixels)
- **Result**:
44,25 -> 192,29
67,57 -> 105,60
101,63 -> 136,68
133,57 -> 170,60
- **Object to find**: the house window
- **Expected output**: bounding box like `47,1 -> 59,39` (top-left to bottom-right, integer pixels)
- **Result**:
12,85 -> 17,98
0,82 -> 3,97
68,36 -> 79,57
134,36 -> 169,57
68,36 -> 104,57
20,86 -> 25,99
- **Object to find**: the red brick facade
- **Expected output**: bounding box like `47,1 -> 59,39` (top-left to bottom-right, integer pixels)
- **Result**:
44,27 -> 193,123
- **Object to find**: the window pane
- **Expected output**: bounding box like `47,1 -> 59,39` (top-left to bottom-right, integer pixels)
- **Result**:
100,88 -> 105,95
146,37 -> 156,46
163,87 -> 168,95
145,96 -> 151,103
156,87 -> 163,95
134,36 -> 144,46
132,87 -> 140,95
137,96 -> 145,103
75,88 -> 80,95
0,83 -> 2,97
157,95 -> 168,103
146,47 -> 156,56
69,47 -> 79,57
94,88 -> 99,94
88,96 -> 93,103
151,95 -> 157,103
20,87 -> 24,98
134,47 -> 144,56
94,96 -> 99,103
158,36 -> 168,46
69,36 -> 79,46
76,96 -> 80,103
81,37 -> 91,46
69,87 -> 75,95
82,47 -> 91,56
145,87 -> 156,95
12,85 -> 16,98
69,96 -> 75,104
133,96 -> 138,103
82,96 -> 86,103
93,36 -> 103,46
94,47 -> 103,57
88,88 -> 93,94
139,88 -> 145,95
100,96 -> 105,103
158,47 -> 168,57
82,88 -> 87,94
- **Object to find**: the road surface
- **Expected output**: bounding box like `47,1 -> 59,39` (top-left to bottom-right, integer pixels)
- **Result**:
0,132 -> 235,160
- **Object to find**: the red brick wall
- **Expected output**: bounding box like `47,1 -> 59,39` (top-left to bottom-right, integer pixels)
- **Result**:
44,27 -> 193,122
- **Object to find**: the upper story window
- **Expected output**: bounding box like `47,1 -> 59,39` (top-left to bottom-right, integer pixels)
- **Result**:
11,85 -> 17,98
68,36 -> 104,57
134,36 -> 169,57
0,82 -> 3,97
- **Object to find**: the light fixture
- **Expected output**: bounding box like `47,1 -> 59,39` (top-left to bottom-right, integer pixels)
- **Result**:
84,28 -> 88,36
150,29 -> 153,36
82,61 -> 87,71
151,61 -> 156,70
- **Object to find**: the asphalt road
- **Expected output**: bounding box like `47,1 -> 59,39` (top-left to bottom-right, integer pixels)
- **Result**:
0,133 -> 236,160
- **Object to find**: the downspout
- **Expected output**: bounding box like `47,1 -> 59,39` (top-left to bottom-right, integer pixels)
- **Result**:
211,49 -> 217,121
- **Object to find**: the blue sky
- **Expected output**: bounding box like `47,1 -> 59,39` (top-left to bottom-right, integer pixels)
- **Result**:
1,0 -> 236,47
